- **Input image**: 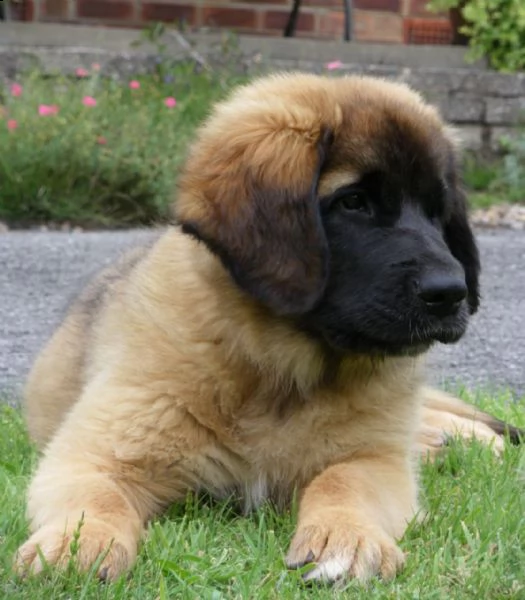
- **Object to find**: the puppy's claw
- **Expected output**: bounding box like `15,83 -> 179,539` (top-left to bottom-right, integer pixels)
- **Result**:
302,556 -> 350,583
286,521 -> 404,584
305,549 -> 315,564
286,548 -> 316,571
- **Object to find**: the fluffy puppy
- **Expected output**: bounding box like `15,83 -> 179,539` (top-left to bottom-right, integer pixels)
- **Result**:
15,73 -> 522,584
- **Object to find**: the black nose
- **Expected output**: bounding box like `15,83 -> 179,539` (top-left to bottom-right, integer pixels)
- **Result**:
417,271 -> 467,316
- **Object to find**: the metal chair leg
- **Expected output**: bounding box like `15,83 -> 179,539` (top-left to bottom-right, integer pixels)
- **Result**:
284,0 -> 352,41
284,0 -> 301,37
343,0 -> 352,41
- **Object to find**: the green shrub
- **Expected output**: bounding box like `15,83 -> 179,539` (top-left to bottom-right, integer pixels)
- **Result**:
495,133 -> 525,201
462,132 -> 525,207
462,154 -> 501,191
462,0 -> 525,72
427,0 -> 525,73
0,63 -> 246,227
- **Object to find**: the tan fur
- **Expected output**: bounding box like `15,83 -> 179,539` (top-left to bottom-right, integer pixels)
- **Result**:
15,73 -> 516,584
418,387 -> 507,458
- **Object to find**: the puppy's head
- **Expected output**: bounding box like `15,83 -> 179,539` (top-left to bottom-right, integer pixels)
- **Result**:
177,73 -> 480,357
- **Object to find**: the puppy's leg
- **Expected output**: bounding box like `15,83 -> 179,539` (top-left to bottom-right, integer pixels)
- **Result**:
286,455 -> 415,583
15,463 -> 144,581
417,387 -> 523,459
15,383 -> 216,581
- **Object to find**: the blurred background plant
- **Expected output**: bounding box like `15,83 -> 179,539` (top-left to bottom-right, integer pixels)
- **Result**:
0,57 -> 247,227
427,0 -> 525,73
462,131 -> 525,208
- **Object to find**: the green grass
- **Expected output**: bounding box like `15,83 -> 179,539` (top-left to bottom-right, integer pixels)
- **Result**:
1,391 -> 524,599
0,63 -> 248,227
463,150 -> 525,209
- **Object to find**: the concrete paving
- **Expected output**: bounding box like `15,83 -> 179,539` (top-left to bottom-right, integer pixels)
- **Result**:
0,227 -> 523,404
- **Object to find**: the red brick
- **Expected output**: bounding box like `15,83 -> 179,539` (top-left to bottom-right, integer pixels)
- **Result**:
408,0 -> 443,16
264,9 -> 315,32
78,0 -> 134,20
354,10 -> 403,42
403,17 -> 452,44
43,0 -> 69,18
354,0 -> 400,11
202,7 -> 257,29
238,0 -> 288,4
301,0 -> 345,6
6,0 -> 33,20
25,0 -> 36,20
142,3 -> 195,24
318,11 -> 346,36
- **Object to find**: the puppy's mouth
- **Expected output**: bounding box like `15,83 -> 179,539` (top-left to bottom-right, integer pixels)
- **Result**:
312,307 -> 469,357
401,305 -> 470,347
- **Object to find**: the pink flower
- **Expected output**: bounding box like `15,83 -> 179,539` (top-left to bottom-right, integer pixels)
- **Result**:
92,63 -> 101,71
325,60 -> 343,71
96,136 -> 107,145
82,96 -> 97,107
10,83 -> 22,97
164,96 -> 177,108
129,80 -> 140,90
38,104 -> 59,116
75,68 -> 89,78
7,119 -> 18,131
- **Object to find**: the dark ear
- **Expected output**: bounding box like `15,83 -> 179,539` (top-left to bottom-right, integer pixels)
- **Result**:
443,185 -> 480,315
178,128 -> 333,317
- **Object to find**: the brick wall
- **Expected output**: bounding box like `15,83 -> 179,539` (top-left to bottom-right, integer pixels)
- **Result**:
11,0 -> 452,45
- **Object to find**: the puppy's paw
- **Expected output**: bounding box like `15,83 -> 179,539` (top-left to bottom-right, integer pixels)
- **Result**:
286,517 -> 404,583
416,414 -> 506,462
415,424 -> 449,461
14,518 -> 136,581
458,419 -> 506,454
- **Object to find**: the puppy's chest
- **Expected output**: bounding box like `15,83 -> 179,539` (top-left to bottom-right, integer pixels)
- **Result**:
221,380 -> 420,508
230,396 -> 371,493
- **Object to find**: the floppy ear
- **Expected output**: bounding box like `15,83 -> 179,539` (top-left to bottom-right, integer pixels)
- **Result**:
443,183 -> 480,315
176,110 -> 334,317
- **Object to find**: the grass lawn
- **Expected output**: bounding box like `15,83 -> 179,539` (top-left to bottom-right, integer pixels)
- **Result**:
1,391 -> 524,599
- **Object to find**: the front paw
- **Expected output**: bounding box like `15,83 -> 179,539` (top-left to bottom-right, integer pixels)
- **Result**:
14,517 -> 136,581
286,515 -> 405,583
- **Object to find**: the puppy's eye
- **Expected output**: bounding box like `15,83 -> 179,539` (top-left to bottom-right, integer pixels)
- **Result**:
337,190 -> 369,214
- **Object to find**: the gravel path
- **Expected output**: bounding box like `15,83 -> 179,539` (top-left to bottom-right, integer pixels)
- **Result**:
1,228 -> 523,403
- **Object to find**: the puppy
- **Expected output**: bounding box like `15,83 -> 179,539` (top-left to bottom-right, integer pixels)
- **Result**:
15,73 -> 522,584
